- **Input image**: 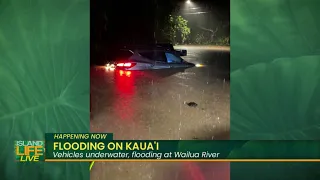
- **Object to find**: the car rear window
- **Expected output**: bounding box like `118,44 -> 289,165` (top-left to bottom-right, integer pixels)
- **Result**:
139,51 -> 167,62
138,51 -> 154,60
154,51 -> 167,62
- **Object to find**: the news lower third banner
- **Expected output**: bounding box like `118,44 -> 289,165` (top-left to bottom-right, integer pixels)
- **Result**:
15,133 -> 320,162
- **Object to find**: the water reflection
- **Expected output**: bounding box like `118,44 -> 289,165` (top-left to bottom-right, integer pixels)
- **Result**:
114,70 -> 136,121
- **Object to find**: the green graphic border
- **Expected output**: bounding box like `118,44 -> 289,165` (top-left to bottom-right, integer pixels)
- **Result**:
0,0 -> 90,180
1,0 -> 320,179
230,0 -> 320,179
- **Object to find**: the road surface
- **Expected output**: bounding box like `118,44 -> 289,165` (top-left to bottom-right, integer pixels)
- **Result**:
90,45 -> 230,180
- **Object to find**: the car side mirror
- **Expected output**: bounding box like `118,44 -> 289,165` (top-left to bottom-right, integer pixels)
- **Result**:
180,49 -> 187,56
175,49 -> 187,56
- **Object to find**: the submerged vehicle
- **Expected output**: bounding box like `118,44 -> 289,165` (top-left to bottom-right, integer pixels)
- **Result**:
109,45 -> 193,71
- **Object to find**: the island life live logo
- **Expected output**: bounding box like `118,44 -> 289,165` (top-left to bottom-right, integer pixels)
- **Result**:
15,141 -> 45,162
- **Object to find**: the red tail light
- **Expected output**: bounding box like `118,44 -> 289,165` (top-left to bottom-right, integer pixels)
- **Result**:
116,62 -> 136,68
119,70 -> 131,77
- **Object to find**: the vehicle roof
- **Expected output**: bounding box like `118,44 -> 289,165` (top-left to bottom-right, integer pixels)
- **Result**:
120,44 -> 174,51
122,49 -> 179,56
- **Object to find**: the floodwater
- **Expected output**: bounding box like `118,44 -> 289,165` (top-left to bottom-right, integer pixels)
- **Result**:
90,46 -> 230,180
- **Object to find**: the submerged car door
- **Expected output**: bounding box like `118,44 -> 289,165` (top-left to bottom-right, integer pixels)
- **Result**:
153,51 -> 171,69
